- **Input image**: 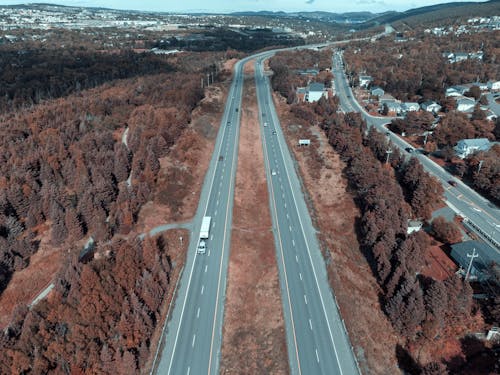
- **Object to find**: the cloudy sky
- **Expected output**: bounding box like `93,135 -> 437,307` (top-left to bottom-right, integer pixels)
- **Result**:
0,0 -> 488,13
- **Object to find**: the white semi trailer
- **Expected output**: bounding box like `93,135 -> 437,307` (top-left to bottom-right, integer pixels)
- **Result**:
198,216 -> 211,254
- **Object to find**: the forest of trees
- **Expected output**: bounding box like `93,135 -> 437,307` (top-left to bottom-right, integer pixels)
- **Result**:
152,28 -> 304,53
0,235 -> 173,373
0,66 -> 207,295
343,32 -> 498,102
0,48 -> 176,113
460,144 -> 500,204
322,112 -> 475,372
0,46 -> 226,372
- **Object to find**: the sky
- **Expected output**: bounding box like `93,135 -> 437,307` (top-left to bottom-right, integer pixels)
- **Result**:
0,0 -> 489,13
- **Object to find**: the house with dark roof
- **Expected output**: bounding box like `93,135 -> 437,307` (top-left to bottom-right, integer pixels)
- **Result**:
370,86 -> 385,97
306,82 -> 326,102
450,240 -> 500,282
456,96 -> 476,112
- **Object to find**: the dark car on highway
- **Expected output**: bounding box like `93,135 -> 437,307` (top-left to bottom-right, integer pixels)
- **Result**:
405,147 -> 414,153
448,180 -> 457,187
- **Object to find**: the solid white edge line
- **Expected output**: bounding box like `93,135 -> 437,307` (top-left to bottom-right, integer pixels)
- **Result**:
165,62 -> 242,375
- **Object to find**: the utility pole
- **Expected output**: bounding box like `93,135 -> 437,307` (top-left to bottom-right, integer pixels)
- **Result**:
465,248 -> 479,281
477,160 -> 484,173
385,148 -> 393,164
423,131 -> 430,145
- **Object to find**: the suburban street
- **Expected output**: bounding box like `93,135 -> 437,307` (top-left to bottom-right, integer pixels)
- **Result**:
332,51 -> 500,251
254,56 -> 360,375
154,58 -> 245,375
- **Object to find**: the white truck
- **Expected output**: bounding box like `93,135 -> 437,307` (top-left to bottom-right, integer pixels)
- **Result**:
198,216 -> 212,254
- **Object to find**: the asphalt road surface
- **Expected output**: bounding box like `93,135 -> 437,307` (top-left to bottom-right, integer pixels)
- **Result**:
255,57 -> 360,375
332,51 -> 500,252
154,58 -> 245,375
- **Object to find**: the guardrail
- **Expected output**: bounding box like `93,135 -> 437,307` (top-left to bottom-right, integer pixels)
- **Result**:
463,218 -> 500,250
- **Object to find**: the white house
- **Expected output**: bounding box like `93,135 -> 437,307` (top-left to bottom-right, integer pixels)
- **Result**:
487,80 -> 500,91
407,220 -> 423,234
370,86 -> 385,97
446,85 -> 469,97
306,82 -> 326,102
456,96 -> 476,112
401,102 -> 420,112
421,100 -> 442,113
359,75 -> 373,88
454,138 -> 491,158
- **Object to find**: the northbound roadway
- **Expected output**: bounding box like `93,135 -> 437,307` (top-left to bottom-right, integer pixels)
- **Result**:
255,57 -> 360,375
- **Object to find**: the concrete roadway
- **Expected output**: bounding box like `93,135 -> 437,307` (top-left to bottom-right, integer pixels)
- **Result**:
154,58 -> 245,375
151,38 -> 392,375
332,51 -> 500,251
254,57 -> 360,375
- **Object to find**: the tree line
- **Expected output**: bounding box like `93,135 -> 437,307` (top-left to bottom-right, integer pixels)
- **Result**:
323,113 -> 474,372
0,235 -> 174,373
0,48 -> 175,113
0,48 -> 227,372
0,50 -> 224,297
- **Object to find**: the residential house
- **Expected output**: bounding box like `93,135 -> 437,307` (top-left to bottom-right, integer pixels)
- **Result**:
456,96 -> 476,112
383,101 -> 402,115
296,68 -> 319,76
359,75 -> 373,88
450,240 -> 499,281
379,93 -> 397,104
485,109 -> 497,121
453,52 -> 470,62
454,138 -> 491,158
442,51 -> 454,61
370,86 -> 385,97
407,220 -> 423,234
469,82 -> 489,91
306,82 -> 326,102
487,80 -> 500,91
421,100 -> 442,113
469,51 -> 484,61
446,85 -> 469,97
401,102 -> 420,112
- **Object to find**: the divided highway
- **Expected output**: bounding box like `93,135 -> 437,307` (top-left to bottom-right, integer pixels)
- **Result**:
154,59 -> 245,375
255,57 -> 360,375
332,51 -> 500,251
